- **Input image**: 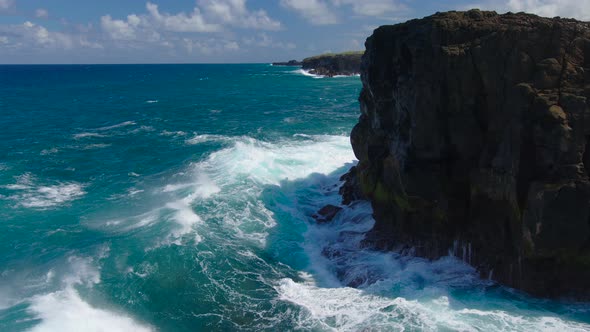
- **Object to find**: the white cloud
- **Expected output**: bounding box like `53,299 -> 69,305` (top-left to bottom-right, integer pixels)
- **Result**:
242,32 -> 296,49
146,2 -> 220,32
280,0 -> 338,25
332,0 -> 406,16
97,0 -> 282,58
200,0 -> 281,30
35,8 -> 49,18
0,20 -> 105,55
100,15 -> 139,40
23,21 -> 73,48
100,1 -> 281,42
0,21 -> 94,50
0,0 -> 13,10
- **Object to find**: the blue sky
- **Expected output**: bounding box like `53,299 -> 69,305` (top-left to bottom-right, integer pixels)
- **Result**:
0,0 -> 588,63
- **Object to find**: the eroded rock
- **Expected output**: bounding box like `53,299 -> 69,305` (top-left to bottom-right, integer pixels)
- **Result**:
313,204 -> 343,223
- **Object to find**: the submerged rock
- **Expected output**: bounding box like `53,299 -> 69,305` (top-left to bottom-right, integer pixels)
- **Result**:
313,204 -> 343,223
348,10 -> 590,298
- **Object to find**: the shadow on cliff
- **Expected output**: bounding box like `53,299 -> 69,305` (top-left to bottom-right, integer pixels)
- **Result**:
259,164 -> 590,325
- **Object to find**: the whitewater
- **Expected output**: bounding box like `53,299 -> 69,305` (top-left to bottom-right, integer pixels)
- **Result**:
0,64 -> 589,331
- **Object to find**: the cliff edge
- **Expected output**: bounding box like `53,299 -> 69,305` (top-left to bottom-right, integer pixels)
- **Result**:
348,10 -> 590,298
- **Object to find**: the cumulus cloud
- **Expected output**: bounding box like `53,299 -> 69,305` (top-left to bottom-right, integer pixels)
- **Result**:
146,2 -> 220,32
0,21 -> 102,51
35,8 -> 48,18
280,0 -> 338,25
22,21 -> 73,48
100,15 -> 140,40
97,1 -> 280,58
100,1 -> 280,40
242,32 -> 296,49
200,0 -> 281,29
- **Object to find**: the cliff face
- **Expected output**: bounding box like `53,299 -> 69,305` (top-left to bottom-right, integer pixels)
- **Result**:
302,52 -> 363,77
350,10 -> 590,298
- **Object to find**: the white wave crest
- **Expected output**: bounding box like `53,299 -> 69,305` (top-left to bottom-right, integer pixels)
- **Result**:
129,126 -> 155,134
293,68 -> 323,79
200,135 -> 355,186
166,200 -> 203,244
79,143 -> 111,150
28,288 -> 153,332
185,134 -> 233,145
27,255 -> 153,332
293,69 -> 360,79
73,132 -> 106,139
2,174 -> 85,209
160,130 -> 187,137
40,148 -> 59,156
95,121 -> 136,131
181,135 -> 355,246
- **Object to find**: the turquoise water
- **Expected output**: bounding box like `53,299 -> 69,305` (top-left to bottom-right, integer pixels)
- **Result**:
0,64 -> 589,331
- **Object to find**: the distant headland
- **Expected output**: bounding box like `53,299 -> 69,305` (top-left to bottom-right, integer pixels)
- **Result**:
272,51 -> 363,77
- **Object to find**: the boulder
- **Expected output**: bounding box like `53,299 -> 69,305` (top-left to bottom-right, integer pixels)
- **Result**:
313,204 -> 343,223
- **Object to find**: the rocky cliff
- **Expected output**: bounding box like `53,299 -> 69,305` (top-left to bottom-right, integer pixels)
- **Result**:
302,52 -> 363,77
272,60 -> 301,66
347,10 -> 590,298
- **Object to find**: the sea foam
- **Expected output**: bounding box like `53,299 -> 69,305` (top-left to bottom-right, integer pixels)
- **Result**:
27,255 -> 153,332
28,288 -> 153,332
95,121 -> 136,131
269,161 -> 590,332
293,69 -> 360,79
73,132 -> 105,139
2,174 -> 85,209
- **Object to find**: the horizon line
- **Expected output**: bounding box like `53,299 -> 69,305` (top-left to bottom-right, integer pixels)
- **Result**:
0,62 -> 276,66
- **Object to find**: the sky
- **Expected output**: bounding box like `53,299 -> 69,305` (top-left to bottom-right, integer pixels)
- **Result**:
0,0 -> 588,64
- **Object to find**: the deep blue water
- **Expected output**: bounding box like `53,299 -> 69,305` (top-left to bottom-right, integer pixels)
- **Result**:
0,64 -> 589,331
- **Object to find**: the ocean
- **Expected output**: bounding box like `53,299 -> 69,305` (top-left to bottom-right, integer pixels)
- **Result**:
0,64 -> 589,331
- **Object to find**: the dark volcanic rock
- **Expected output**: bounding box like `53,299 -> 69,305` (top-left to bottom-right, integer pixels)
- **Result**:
339,166 -> 365,205
349,9 -> 590,298
272,60 -> 301,66
313,204 -> 343,223
302,52 -> 363,77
